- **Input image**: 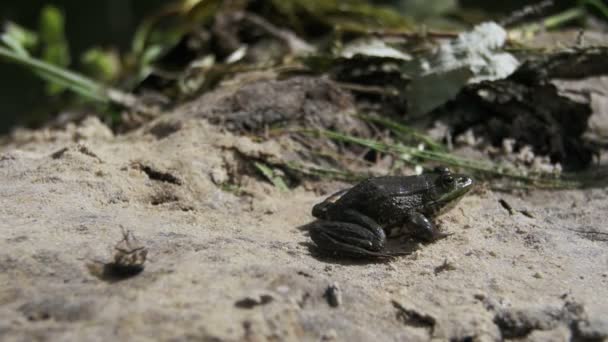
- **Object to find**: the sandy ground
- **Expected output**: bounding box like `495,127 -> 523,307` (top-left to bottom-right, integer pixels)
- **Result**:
1,89 -> 607,341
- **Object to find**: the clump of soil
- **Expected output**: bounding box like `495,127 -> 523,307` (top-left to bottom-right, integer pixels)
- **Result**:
181,75 -> 365,134
433,48 -> 608,171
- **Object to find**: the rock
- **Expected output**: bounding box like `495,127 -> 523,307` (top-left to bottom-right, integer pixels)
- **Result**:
324,282 -> 342,308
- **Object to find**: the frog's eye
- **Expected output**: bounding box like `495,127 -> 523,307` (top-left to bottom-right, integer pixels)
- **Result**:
442,175 -> 454,186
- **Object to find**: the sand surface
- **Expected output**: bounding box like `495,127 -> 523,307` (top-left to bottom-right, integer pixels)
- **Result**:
1,89 -> 607,341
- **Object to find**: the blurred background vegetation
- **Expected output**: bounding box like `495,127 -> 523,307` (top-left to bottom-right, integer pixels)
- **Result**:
0,0 -> 590,133
0,0 -> 166,133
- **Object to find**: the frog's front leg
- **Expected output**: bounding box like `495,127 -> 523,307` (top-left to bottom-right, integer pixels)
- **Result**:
407,212 -> 449,242
309,210 -> 387,257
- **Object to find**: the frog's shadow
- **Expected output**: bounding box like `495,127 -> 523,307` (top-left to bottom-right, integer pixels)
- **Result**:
297,221 -> 421,266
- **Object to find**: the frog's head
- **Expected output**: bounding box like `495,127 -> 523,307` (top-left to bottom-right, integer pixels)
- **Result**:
427,167 -> 474,214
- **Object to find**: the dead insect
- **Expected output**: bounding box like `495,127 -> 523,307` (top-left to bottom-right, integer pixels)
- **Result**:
87,228 -> 148,282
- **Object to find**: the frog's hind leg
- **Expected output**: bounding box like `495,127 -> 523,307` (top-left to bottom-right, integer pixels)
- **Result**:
309,209 -> 388,257
406,212 -> 449,242
309,221 -> 390,257
339,209 -> 386,248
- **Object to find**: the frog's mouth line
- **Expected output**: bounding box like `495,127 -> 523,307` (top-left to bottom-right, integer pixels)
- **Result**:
434,176 -> 474,205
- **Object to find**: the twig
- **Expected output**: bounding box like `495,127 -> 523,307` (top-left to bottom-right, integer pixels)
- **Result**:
335,82 -> 399,96
369,29 -> 459,40
238,12 -> 315,54
501,0 -> 555,27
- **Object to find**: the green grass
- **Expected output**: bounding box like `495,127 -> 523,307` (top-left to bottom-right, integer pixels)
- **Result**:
254,162 -> 290,191
357,114 -> 445,152
0,46 -> 107,102
0,45 -> 157,116
307,129 -> 582,189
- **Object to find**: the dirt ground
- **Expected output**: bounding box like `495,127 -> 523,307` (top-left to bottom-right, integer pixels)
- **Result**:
1,81 -> 607,341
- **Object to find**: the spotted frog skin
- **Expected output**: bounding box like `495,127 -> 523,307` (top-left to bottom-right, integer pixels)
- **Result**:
309,167 -> 474,258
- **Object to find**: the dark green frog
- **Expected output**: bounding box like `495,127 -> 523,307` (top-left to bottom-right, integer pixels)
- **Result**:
310,167 -> 474,258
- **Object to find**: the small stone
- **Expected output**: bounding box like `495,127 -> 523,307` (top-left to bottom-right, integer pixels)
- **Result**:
324,282 -> 342,308
473,292 -> 486,301
235,293 -> 274,309
210,167 -> 229,185
276,285 -> 289,294
321,329 -> 337,341
533,272 -> 543,279
502,138 -> 516,154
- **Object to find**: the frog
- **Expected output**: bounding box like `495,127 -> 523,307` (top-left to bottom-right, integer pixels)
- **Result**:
309,167 -> 474,258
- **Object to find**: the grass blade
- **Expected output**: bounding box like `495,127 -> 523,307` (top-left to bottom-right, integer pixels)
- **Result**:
313,129 -> 580,188
0,45 -> 106,102
254,162 -> 289,191
358,113 -> 445,151
0,46 -> 158,115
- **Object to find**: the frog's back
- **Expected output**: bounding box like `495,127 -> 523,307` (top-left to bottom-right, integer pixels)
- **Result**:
362,175 -> 433,196
334,175 -> 434,224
